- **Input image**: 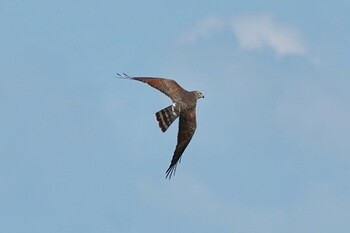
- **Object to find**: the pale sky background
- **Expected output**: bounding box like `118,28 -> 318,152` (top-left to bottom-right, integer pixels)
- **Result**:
1,1 -> 350,232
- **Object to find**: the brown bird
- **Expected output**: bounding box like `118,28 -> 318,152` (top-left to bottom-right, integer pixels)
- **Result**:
118,73 -> 204,179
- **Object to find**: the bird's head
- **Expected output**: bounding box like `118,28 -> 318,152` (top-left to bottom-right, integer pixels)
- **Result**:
194,91 -> 205,99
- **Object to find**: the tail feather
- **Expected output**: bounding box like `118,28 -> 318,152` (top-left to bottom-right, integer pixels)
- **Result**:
156,105 -> 178,132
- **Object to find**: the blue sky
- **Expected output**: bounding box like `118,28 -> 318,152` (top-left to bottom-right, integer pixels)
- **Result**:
1,0 -> 350,232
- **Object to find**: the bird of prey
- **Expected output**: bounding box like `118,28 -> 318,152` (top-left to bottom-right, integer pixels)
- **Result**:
118,73 -> 204,179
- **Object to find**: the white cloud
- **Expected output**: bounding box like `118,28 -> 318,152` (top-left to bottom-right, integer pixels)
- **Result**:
231,14 -> 306,56
179,14 -> 306,56
178,16 -> 225,43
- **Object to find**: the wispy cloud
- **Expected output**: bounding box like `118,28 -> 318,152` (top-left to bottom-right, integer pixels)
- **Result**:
179,14 -> 306,56
231,14 -> 305,56
178,16 -> 225,43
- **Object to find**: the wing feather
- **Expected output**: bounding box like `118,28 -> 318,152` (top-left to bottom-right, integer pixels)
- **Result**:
120,74 -> 186,101
166,110 -> 197,179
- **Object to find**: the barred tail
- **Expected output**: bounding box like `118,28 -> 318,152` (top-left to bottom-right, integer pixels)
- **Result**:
156,105 -> 178,132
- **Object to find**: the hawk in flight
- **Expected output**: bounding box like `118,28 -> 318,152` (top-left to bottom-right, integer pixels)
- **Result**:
118,73 -> 204,179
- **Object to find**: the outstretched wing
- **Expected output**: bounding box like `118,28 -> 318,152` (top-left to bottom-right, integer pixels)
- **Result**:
118,73 -> 186,101
166,110 -> 197,179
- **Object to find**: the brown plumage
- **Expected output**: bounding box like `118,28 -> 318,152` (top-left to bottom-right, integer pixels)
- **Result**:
118,73 -> 204,179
